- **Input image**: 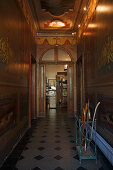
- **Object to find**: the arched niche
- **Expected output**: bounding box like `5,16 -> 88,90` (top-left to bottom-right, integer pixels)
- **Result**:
41,47 -> 72,63
58,48 -> 71,61
42,48 -> 54,61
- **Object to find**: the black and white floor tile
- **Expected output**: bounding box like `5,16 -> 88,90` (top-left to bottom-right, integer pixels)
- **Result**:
0,108 -> 112,170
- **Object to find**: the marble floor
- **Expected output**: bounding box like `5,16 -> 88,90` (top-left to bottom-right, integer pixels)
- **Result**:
0,108 -> 112,170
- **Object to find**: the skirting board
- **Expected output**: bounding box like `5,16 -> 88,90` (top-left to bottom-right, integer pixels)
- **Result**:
92,129 -> 113,166
0,127 -> 29,168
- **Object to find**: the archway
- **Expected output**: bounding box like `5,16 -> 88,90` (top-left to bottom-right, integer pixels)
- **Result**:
39,47 -> 74,116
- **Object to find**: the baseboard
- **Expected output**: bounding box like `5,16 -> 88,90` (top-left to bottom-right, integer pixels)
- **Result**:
92,129 -> 113,166
0,127 -> 29,168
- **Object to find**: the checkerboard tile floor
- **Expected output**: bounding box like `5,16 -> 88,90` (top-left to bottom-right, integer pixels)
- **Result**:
0,108 -> 112,170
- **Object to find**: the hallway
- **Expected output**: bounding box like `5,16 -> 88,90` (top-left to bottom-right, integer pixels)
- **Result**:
0,0 -> 113,169
1,108 -> 110,170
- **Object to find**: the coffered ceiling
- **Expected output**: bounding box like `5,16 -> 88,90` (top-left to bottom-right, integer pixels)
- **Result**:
27,0 -> 90,36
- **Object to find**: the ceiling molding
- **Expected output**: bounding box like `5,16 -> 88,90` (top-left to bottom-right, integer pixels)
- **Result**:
36,36 -> 76,45
77,0 -> 99,40
39,0 -> 75,16
39,61 -> 73,65
25,1 -> 38,31
72,0 -> 83,31
33,0 -> 42,31
37,32 -> 75,37
17,0 -> 98,44
17,0 -> 37,42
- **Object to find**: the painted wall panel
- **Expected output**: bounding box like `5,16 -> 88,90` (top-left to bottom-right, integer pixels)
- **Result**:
0,0 -> 36,165
77,0 -> 113,147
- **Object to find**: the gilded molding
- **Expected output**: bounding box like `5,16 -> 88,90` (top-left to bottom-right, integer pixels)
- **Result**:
17,0 -> 37,42
77,0 -> 99,40
36,36 -> 76,45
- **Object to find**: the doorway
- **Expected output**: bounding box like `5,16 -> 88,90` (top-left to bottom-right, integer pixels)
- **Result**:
45,65 -> 67,110
39,47 -> 74,116
39,64 -> 74,115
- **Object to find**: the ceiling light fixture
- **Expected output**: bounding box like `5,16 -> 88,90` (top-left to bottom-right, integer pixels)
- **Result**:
49,20 -> 65,28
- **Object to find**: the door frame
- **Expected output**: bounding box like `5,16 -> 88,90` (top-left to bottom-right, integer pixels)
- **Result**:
39,65 -> 46,116
39,63 -> 74,116
76,55 -> 85,114
67,64 -> 74,115
31,55 -> 37,119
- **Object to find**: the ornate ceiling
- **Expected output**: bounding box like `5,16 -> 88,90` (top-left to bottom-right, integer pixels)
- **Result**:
40,0 -> 75,16
27,0 -> 89,34
18,0 -> 98,45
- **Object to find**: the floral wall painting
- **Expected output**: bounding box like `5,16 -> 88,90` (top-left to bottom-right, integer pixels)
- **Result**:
97,36 -> 113,74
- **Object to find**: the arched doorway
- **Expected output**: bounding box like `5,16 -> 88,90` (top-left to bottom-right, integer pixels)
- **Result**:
39,47 -> 74,116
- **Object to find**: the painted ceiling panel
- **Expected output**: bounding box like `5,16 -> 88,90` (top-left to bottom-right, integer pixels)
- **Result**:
25,0 -> 90,38
40,0 -> 75,16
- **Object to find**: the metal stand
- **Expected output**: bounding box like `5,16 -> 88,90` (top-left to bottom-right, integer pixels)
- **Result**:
75,117 -> 97,164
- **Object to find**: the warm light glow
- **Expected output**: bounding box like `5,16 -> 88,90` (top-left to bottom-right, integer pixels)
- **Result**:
78,24 -> 81,28
83,32 -> 95,36
96,5 -> 113,13
49,20 -> 65,28
88,24 -> 97,28
83,7 -> 87,11
72,32 -> 76,35
64,64 -> 68,70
